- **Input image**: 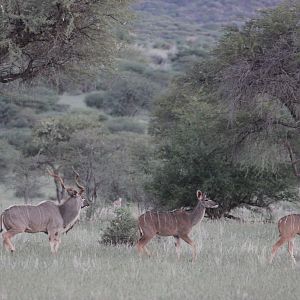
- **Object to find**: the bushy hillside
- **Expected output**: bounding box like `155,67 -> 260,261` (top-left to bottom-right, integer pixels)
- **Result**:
133,0 -> 283,41
131,0 -> 283,72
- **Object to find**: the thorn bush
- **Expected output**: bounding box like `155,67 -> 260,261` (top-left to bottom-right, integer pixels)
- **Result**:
101,207 -> 139,246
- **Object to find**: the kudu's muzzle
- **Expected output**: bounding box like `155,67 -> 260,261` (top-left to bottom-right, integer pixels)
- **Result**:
81,198 -> 90,208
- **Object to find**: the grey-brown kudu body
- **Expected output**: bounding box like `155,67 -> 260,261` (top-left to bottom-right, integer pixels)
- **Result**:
0,170 -> 89,253
270,214 -> 300,264
137,191 -> 218,261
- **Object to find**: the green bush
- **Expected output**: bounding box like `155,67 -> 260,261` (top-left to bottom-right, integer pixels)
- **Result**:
106,118 -> 146,134
3,128 -> 32,149
101,208 -> 139,246
84,92 -> 106,109
86,76 -> 158,116
119,60 -> 147,75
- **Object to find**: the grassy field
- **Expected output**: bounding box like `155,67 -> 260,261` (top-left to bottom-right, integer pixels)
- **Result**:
1,216 -> 300,300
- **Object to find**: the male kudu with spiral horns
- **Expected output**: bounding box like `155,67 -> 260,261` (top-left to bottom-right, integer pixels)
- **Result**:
0,169 -> 89,253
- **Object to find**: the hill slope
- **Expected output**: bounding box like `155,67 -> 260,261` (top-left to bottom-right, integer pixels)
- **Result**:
133,0 -> 283,42
129,0 -> 283,72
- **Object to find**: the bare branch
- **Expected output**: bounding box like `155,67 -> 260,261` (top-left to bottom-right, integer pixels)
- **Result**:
284,140 -> 300,177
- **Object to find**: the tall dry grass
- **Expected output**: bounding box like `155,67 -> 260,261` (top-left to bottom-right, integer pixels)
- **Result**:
1,217 -> 300,300
1,185 -> 300,300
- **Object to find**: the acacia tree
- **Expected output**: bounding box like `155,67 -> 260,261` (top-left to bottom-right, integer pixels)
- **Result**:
24,111 -> 151,211
195,1 -> 300,176
150,92 -> 296,217
63,129 -> 151,219
0,0 -> 133,85
149,1 -> 300,217
21,113 -> 97,202
12,156 -> 42,203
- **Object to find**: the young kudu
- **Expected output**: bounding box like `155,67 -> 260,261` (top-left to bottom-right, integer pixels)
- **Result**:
0,170 -> 89,254
269,214 -> 300,264
137,191 -> 218,261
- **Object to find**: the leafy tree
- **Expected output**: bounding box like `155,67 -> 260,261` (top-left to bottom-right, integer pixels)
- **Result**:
62,130 -> 151,219
148,2 -> 300,216
186,1 -> 300,177
0,0 -> 134,85
0,139 -> 19,181
27,112 -> 105,201
150,98 -> 296,217
22,111 -> 152,213
12,156 -> 43,203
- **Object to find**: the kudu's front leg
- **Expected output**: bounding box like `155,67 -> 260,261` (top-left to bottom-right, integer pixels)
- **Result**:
180,235 -> 197,262
48,230 -> 61,254
174,236 -> 181,260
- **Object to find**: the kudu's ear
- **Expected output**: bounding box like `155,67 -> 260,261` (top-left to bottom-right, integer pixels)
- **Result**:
196,190 -> 203,200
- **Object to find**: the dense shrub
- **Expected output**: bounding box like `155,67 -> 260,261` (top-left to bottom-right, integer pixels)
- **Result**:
101,208 -> 139,246
0,140 -> 19,180
85,76 -> 158,116
106,118 -> 146,134
3,128 -> 32,149
0,101 -> 19,126
84,92 -> 106,110
119,60 -> 147,75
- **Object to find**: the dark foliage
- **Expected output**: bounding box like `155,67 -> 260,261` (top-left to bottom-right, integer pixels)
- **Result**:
101,208 -> 138,246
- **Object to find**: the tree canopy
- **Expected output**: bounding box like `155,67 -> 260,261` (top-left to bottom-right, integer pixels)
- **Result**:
0,0 -> 133,85
149,1 -> 300,216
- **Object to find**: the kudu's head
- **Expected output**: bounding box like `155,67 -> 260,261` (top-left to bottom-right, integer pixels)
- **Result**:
71,168 -> 90,208
196,190 -> 218,208
66,188 -> 89,208
47,168 -> 90,208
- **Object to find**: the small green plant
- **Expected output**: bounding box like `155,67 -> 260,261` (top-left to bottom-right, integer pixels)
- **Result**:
101,207 -> 139,246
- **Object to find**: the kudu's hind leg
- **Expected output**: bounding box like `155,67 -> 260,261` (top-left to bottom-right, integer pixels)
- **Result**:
269,237 -> 289,264
137,234 -> 153,256
2,230 -> 23,252
288,238 -> 296,264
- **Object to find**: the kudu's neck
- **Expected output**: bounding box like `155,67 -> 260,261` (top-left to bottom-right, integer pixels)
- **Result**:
189,201 -> 206,226
59,197 -> 81,226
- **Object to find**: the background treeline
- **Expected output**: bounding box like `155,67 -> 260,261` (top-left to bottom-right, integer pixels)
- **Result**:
1,0 -> 298,220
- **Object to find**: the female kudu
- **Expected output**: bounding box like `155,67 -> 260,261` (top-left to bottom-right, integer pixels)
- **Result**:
137,190 -> 218,261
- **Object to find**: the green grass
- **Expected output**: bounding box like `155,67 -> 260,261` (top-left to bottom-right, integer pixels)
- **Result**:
1,219 -> 300,300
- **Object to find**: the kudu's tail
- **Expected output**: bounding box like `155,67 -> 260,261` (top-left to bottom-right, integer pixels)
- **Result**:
138,225 -> 144,238
0,213 -> 3,233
